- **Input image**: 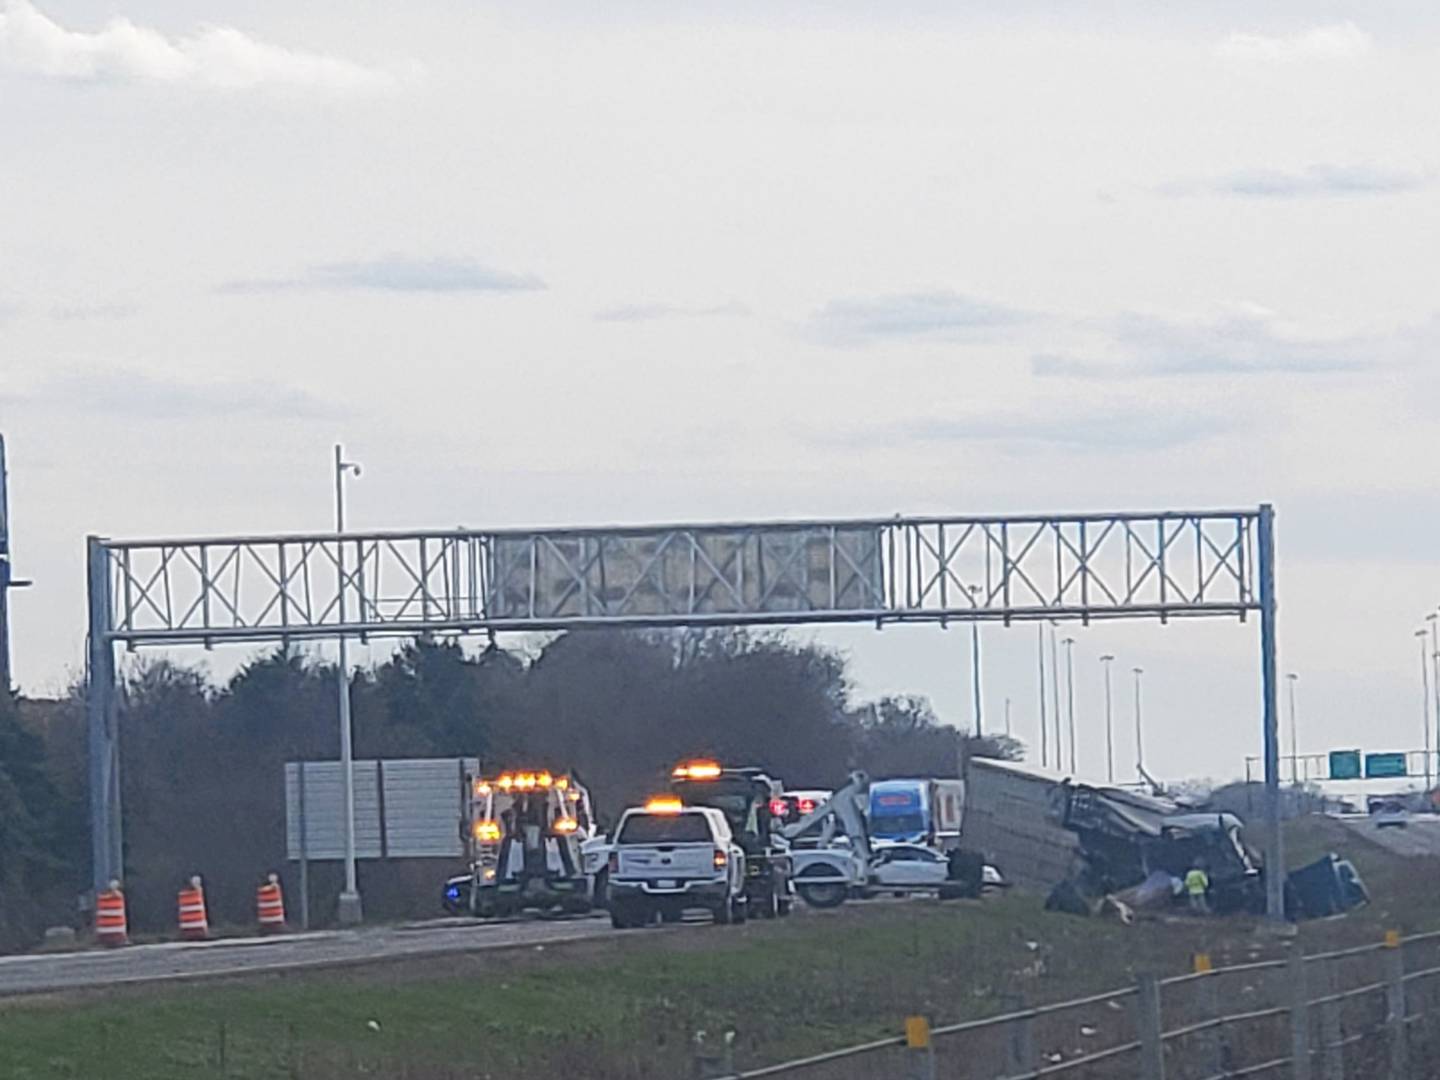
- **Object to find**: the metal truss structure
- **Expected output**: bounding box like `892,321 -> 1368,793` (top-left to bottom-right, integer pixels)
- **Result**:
86,506 -> 1284,916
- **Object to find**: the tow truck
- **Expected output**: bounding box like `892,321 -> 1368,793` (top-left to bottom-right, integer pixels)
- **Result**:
444,769 -> 599,918
781,771 -> 995,907
669,760 -> 795,918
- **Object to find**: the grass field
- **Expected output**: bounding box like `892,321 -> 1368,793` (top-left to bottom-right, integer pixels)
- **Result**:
1,816 -> 1435,1079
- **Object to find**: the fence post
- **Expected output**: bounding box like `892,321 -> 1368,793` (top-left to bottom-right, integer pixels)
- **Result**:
904,1016 -> 937,1080
1316,960 -> 1343,1080
1192,952 -> 1228,1077
1384,930 -> 1409,1080
1288,948 -> 1312,1080
1003,995 -> 1036,1077
1135,973 -> 1166,1080
693,1030 -> 736,1080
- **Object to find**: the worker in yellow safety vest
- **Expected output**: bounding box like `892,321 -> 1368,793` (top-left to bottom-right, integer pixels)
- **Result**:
1185,863 -> 1210,914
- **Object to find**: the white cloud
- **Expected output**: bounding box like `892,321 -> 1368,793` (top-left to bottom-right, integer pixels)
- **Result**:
1160,163 -> 1431,199
808,291 -> 1034,346
0,0 -> 396,93
1218,22 -> 1373,62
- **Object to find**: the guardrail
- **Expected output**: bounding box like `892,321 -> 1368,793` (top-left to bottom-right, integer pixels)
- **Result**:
696,929 -> 1440,1079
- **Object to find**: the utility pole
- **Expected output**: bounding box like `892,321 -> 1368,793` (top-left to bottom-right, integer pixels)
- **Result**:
334,444 -> 363,925
1062,637 -> 1077,776
1100,655 -> 1116,784
1286,673 -> 1299,784
1132,667 -> 1145,780
1049,623 -> 1062,774
0,435 -> 32,695
1428,612 -> 1439,788
1418,629 -> 1433,791
968,585 -> 983,738
1036,624 -> 1049,768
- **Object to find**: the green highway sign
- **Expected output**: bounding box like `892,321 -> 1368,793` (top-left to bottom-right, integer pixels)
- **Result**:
1364,752 -> 1408,779
1328,750 -> 1362,780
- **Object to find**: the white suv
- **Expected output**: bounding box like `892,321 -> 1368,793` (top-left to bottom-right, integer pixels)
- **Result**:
606,801 -> 747,928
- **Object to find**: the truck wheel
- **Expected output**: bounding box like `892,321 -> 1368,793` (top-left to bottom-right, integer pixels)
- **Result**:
756,892 -> 778,919
610,902 -> 643,930
732,897 -> 748,924
797,883 -> 847,909
777,897 -> 794,917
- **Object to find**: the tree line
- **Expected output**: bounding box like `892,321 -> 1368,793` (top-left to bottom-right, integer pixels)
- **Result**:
0,628 -> 1019,949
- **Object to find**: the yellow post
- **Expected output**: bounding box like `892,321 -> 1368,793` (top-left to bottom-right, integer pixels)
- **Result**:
1192,952 -> 1213,974
905,1015 -> 931,1049
1384,929 -> 1401,949
904,1016 -> 935,1080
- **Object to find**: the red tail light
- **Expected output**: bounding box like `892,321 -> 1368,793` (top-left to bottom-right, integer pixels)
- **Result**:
799,798 -> 816,814
713,848 -> 728,870
769,798 -> 786,818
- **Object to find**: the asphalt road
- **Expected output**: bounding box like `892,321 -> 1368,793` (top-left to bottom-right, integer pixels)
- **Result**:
0,915 -> 619,998
1335,814 -> 1440,858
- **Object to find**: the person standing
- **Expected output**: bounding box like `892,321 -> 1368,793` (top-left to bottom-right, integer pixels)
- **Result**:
1185,863 -> 1210,914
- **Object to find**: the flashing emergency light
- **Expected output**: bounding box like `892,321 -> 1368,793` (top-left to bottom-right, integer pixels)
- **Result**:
644,796 -> 684,814
672,760 -> 723,780
555,777 -> 569,790
472,819 -> 502,842
553,817 -> 579,834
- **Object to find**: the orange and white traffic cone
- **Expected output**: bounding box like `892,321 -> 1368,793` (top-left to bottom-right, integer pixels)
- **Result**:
256,873 -> 286,934
95,880 -> 129,948
177,875 -> 209,941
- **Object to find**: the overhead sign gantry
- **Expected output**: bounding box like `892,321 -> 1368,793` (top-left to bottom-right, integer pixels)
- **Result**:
86,505 -> 1283,915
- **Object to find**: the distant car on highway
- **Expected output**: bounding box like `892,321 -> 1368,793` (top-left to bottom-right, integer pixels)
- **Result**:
1368,797 -> 1410,829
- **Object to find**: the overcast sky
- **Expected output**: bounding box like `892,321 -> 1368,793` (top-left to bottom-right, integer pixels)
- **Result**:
3,1 -> 1439,785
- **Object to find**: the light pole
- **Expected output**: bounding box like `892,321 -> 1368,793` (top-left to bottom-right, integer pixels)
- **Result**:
1428,612 -> 1439,787
334,444 -> 363,925
1049,623 -> 1062,774
1004,696 -> 1012,738
1062,637 -> 1077,776
968,585 -> 983,738
1132,666 -> 1145,780
1286,673 -> 1299,784
1036,624 -> 1049,768
1419,628 -> 1434,791
1100,655 -> 1115,784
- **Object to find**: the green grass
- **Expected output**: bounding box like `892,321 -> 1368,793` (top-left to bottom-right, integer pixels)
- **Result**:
2,817 -> 1435,1080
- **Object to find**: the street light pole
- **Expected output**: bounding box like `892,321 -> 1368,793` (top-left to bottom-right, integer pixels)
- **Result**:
1419,628 -> 1434,791
334,444 -> 363,926
968,585 -> 983,738
1132,666 -> 1145,780
1062,637 -> 1077,776
1100,655 -> 1115,784
1428,612 -> 1439,788
1036,624 -> 1049,768
1286,673 -> 1299,784
1049,623 -> 1062,774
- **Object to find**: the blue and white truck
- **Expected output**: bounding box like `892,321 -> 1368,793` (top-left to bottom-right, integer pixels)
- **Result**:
867,778 -> 966,850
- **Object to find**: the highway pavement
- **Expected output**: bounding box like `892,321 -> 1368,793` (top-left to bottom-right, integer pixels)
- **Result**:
1335,813 -> 1440,858
0,914 -> 619,998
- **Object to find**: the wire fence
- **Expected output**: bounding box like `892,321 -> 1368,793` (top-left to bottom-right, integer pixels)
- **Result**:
699,929 -> 1440,1080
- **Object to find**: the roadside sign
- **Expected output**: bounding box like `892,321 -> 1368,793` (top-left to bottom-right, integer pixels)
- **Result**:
1364,752 -> 1408,779
1328,750 -> 1362,780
